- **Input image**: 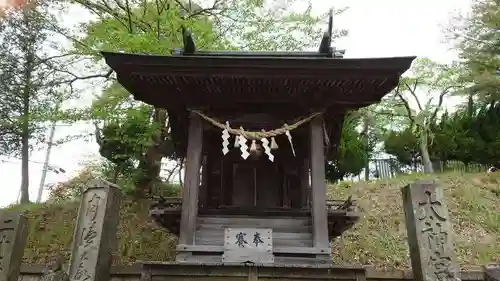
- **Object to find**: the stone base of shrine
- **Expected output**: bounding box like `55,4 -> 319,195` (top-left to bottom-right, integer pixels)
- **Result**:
139,261 -> 367,281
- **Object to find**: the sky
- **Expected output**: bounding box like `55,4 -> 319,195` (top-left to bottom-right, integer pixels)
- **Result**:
0,0 -> 473,207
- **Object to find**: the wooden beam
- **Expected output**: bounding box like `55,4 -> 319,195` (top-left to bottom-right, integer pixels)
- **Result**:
309,117 -> 330,249
176,244 -> 331,255
178,112 -> 203,245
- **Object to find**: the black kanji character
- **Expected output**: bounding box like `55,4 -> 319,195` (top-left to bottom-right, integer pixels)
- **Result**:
253,232 -> 264,247
235,232 -> 247,247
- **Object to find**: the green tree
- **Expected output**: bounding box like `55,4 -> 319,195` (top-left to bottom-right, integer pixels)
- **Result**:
428,111 -> 457,163
429,96 -> 500,168
326,112 -> 370,182
443,107 -> 483,167
450,0 -> 500,102
356,98 -> 411,179
0,1 -> 79,203
383,129 -> 419,167
387,58 -> 462,173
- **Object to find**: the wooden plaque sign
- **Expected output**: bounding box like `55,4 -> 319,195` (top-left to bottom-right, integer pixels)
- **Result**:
222,228 -> 274,264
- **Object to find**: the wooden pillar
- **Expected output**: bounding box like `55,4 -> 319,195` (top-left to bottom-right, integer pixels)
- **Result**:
309,117 -> 329,249
401,180 -> 459,281
179,112 -> 203,245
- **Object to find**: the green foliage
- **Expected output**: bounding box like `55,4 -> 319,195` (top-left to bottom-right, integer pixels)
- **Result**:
453,0 -> 500,102
380,57 -> 463,173
408,99 -> 500,167
326,113 -> 369,182
98,107 -> 156,172
428,111 -> 458,161
74,1 -> 222,57
383,129 -> 419,166
0,0 -> 81,203
47,162 -> 182,202
0,4 -> 56,156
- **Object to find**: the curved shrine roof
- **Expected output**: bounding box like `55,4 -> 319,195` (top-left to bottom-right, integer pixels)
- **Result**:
102,52 -> 415,110
101,51 -> 415,158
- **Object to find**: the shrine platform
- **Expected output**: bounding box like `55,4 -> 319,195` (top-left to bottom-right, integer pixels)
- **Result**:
150,197 -> 360,242
139,261 -> 367,281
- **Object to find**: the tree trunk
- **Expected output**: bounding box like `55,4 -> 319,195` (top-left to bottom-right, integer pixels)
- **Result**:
135,149 -> 162,197
20,128 -> 30,204
419,132 -> 434,173
361,116 -> 370,181
20,85 -> 30,204
178,158 -> 184,186
134,108 -> 167,197
19,9 -> 34,204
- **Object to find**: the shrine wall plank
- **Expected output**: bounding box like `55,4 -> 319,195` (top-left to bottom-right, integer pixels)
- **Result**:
195,215 -> 313,248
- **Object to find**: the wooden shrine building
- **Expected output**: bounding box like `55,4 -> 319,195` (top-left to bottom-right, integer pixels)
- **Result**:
102,15 -> 415,265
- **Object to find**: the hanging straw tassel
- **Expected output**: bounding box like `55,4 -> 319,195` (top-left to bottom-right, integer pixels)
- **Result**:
234,135 -> 240,148
270,136 -> 278,150
249,139 -> 257,153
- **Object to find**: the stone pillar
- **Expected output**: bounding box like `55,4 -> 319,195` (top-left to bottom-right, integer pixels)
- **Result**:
68,178 -> 121,281
485,265 -> 500,281
401,181 -> 459,281
0,212 -> 28,281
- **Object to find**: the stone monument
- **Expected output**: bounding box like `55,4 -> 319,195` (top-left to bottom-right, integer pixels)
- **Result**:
401,180 -> 460,281
68,178 -> 121,281
0,212 -> 28,281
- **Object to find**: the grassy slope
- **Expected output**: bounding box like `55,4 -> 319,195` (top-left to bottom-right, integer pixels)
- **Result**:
6,172 -> 500,269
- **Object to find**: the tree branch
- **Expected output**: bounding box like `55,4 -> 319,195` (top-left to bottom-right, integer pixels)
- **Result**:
404,81 -> 423,111
429,86 -> 454,122
395,84 -> 415,125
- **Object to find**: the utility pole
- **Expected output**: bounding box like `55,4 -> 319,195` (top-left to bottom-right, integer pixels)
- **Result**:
36,122 -> 56,203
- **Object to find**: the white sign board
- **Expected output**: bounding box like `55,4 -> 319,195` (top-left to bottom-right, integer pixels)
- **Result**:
222,228 -> 274,264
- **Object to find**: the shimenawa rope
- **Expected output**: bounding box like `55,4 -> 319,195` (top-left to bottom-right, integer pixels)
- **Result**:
189,109 -> 323,140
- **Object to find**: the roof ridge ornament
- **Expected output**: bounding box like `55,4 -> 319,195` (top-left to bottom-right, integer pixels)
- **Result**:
173,9 -> 196,55
318,8 -> 346,58
173,7 -> 345,58
318,8 -> 334,56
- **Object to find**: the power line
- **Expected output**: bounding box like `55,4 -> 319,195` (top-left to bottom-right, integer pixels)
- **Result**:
0,156 -> 66,173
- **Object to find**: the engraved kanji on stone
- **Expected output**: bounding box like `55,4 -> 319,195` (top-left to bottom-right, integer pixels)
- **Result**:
86,193 -> 101,221
0,213 -> 28,281
0,229 -> 12,272
68,179 -> 121,281
402,182 -> 459,281
418,190 -> 447,225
